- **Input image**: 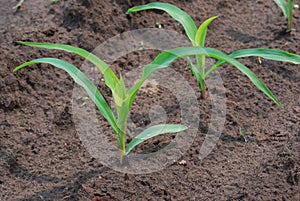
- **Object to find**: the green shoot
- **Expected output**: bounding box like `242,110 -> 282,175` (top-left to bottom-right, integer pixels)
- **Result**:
239,128 -> 248,143
285,146 -> 295,158
127,2 -> 300,105
273,0 -> 295,32
13,42 -> 188,162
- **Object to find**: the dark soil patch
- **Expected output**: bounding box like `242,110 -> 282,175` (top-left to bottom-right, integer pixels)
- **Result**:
1,0 -> 299,200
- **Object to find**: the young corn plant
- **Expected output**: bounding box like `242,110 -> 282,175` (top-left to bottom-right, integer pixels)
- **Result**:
273,0 -> 294,32
239,128 -> 248,143
127,2 -> 300,104
13,42 -> 189,163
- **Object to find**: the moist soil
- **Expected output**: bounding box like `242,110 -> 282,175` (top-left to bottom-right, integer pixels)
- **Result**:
1,0 -> 300,200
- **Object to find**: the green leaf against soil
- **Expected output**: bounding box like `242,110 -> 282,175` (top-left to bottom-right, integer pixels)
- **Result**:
194,15 -> 218,90
125,124 -> 188,154
139,46 -> 281,106
127,47 -> 281,108
17,42 -> 119,92
112,74 -> 127,108
229,48 -> 300,63
113,75 -> 131,134
273,0 -> 288,17
126,2 -> 197,44
206,48 -> 300,76
186,57 -> 201,82
13,58 -> 120,133
195,16 -> 218,47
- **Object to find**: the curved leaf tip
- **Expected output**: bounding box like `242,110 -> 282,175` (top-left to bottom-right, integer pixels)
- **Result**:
125,124 -> 188,154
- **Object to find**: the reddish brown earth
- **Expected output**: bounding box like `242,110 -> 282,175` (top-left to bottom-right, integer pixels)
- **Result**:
1,0 -> 300,200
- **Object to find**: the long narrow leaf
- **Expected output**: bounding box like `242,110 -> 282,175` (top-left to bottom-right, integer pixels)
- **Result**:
113,75 -> 130,134
194,16 -> 218,90
186,57 -> 201,82
13,58 -> 120,133
127,2 -> 197,44
230,48 -> 300,63
195,16 -> 218,47
17,42 -> 119,91
125,124 -> 188,154
205,48 -> 300,77
128,47 -> 282,106
273,0 -> 288,17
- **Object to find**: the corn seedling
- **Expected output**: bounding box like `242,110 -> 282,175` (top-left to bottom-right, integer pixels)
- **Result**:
239,128 -> 248,143
273,0 -> 294,32
127,2 -> 300,105
285,145 -> 295,158
13,42 -> 189,162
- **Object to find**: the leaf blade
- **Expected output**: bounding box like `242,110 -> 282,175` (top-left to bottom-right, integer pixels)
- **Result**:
273,0 -> 288,18
186,57 -> 201,82
230,48 -> 300,63
127,2 -> 197,44
13,58 -> 120,133
138,47 -> 282,106
195,16 -> 218,47
125,124 -> 188,154
17,42 -> 119,91
205,48 -> 300,77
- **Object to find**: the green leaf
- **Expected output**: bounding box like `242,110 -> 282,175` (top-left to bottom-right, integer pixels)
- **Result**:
273,0 -> 288,18
112,74 -> 127,108
112,75 -> 131,134
127,80 -> 143,109
195,16 -> 218,47
125,124 -> 188,154
186,57 -> 201,82
13,58 -> 120,133
230,48 -> 300,63
17,42 -> 119,92
127,2 -> 197,44
206,48 -> 300,77
138,47 -> 282,106
194,16 -> 218,82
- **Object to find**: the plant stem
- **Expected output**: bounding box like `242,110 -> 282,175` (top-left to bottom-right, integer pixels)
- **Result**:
196,55 -> 207,99
287,0 -> 294,32
199,79 -> 206,99
118,130 -> 126,164
117,109 -> 129,164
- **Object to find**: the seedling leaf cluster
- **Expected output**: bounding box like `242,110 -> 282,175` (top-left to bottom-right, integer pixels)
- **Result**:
13,42 -> 188,162
127,2 -> 300,105
14,2 -> 300,161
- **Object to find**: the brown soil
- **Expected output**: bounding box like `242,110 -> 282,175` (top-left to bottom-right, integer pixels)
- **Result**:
1,0 -> 300,200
